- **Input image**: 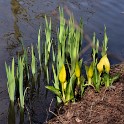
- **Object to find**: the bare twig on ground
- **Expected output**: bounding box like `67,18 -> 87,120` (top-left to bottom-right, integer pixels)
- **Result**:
45,109 -> 49,124
48,99 -> 64,124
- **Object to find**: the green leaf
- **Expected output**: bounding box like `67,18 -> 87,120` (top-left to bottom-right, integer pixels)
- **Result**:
5,58 -> 15,102
65,74 -> 76,102
101,26 -> 108,56
45,86 -> 62,99
52,45 -> 55,63
52,65 -> 59,89
80,75 -> 85,97
31,45 -> 36,76
37,26 -> 42,67
45,16 -> 52,66
110,74 -> 119,85
93,67 -> 101,92
18,57 -> 24,109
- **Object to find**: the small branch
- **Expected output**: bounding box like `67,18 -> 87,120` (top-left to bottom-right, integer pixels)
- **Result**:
49,99 -> 58,117
48,99 -> 64,124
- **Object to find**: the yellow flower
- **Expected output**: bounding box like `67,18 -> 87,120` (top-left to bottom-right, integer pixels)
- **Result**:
85,63 -> 93,85
88,63 -> 93,78
97,61 -> 103,74
59,64 -> 66,83
75,62 -> 80,78
97,54 -> 110,74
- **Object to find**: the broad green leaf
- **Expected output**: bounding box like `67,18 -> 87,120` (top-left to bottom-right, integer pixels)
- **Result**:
45,86 -> 62,99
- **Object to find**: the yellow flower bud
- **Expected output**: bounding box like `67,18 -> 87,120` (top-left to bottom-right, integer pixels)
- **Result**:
85,63 -> 93,85
97,54 -> 110,74
59,64 -> 66,83
88,63 -> 93,78
97,61 -> 103,74
75,62 -> 80,78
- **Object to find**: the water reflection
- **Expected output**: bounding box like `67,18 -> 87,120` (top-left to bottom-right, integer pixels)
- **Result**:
11,0 -> 22,42
8,101 -> 15,124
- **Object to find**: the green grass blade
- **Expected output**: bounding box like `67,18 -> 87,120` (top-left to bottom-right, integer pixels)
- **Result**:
45,86 -> 62,99
18,57 -> 24,109
37,26 -> 42,68
5,58 -> 15,102
31,45 -> 36,76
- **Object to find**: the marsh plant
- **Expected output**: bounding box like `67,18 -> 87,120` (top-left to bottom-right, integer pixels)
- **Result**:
5,57 -> 26,123
5,58 -> 15,103
18,57 -> 25,122
37,26 -> 42,68
84,27 -> 119,92
46,8 -> 85,104
44,16 -> 52,84
5,8 -> 119,121
5,58 -> 16,124
46,9 -> 119,104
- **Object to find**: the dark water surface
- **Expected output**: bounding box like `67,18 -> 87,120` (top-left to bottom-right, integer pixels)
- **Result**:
0,0 -> 124,123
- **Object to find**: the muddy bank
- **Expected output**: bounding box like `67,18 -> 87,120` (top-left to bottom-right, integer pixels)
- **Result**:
48,63 -> 124,124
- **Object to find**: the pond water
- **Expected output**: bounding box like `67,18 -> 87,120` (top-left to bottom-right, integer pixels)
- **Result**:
0,0 -> 124,123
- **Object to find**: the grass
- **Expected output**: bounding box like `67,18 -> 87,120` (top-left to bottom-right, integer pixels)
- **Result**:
5,58 -> 15,103
46,8 -> 84,104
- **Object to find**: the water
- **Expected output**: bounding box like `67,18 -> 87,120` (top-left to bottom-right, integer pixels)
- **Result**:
0,0 -> 124,123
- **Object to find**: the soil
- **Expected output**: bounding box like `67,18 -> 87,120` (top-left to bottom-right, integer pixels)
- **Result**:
47,63 -> 124,124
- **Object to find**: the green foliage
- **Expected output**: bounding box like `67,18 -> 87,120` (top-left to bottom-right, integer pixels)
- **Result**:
44,16 -> 52,84
18,57 -> 24,109
45,16 -> 52,57
46,8 -> 84,104
45,86 -> 62,99
83,27 -> 119,92
5,58 -> 15,102
101,26 -> 108,56
37,26 -> 42,68
5,7 -> 119,108
46,8 -> 118,104
31,45 -> 36,76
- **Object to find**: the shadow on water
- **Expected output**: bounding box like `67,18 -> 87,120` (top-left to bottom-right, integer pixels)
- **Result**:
7,0 -> 23,52
11,0 -> 22,41
8,102 -> 15,124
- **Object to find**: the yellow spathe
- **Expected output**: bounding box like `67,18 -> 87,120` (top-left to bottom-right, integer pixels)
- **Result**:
75,62 -> 80,78
59,64 -> 66,83
88,63 -> 93,78
97,54 -> 110,74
